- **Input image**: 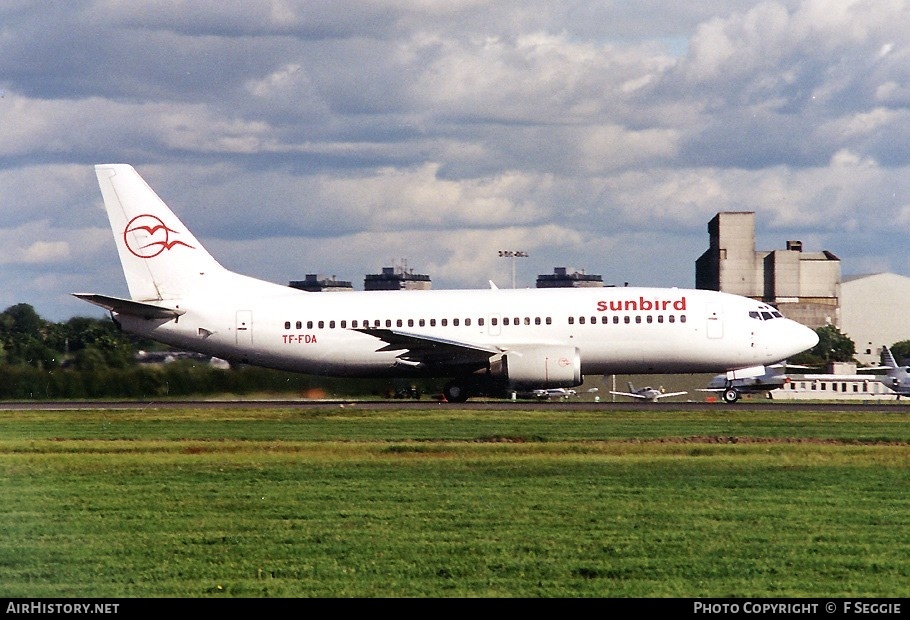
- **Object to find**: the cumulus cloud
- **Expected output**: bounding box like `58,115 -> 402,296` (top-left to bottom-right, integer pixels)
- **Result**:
5,0 -> 910,319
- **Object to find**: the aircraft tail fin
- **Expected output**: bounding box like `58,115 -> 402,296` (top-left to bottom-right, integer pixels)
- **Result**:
881,345 -> 899,369
94,164 -> 225,301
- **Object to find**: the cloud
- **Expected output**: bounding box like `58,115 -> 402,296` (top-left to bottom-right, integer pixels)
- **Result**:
5,1 -> 910,321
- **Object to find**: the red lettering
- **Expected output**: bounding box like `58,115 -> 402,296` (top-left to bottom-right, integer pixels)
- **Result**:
595,296 -> 687,313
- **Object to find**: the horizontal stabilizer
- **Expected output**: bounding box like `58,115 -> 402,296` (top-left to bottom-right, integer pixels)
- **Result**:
72,293 -> 185,320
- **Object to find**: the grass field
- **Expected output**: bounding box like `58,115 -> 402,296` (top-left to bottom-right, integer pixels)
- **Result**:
1,404 -> 909,597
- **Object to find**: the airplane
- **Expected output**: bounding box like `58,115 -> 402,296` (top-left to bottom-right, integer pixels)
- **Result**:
700,361 -> 816,403
609,382 -> 687,402
866,345 -> 910,397
528,388 -> 578,400
74,164 -> 820,403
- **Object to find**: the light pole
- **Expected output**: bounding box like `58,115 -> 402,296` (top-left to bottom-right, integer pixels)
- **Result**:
498,250 -> 529,289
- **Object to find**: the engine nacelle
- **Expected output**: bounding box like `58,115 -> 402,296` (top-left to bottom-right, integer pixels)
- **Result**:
489,345 -> 582,388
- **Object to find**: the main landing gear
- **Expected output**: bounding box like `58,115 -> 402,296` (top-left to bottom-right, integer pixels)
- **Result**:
722,387 -> 741,404
443,381 -> 469,403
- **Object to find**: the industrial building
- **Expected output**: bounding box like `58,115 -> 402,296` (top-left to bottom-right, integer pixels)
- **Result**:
695,212 -> 840,328
536,267 -> 604,288
363,265 -> 432,291
288,274 -> 354,292
695,211 -> 910,366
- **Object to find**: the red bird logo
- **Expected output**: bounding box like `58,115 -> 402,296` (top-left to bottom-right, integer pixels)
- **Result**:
124,214 -> 195,258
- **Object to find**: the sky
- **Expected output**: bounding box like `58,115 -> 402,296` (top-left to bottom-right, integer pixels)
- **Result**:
4,0 -> 910,322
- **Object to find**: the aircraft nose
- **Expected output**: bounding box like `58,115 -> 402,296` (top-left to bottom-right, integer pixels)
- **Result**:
790,321 -> 819,355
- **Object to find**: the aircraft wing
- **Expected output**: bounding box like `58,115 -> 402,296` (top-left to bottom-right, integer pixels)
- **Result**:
654,391 -> 688,399
354,328 -> 500,368
72,293 -> 185,320
608,391 -> 649,400
609,390 -> 688,400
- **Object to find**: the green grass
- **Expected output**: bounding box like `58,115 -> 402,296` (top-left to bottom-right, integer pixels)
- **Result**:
1,405 -> 909,597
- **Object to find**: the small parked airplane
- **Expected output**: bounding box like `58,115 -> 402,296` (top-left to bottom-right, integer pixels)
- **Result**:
867,345 -> 910,397
74,165 -> 819,402
700,361 -> 816,403
530,388 -> 578,400
610,382 -> 688,402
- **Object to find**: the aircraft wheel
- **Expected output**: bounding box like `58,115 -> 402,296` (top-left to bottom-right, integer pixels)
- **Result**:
722,388 -> 740,404
443,382 -> 470,403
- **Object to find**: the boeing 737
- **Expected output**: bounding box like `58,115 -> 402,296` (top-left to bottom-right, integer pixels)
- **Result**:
75,164 -> 819,402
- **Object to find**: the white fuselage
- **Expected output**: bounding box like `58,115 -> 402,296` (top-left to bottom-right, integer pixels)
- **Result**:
114,274 -> 818,380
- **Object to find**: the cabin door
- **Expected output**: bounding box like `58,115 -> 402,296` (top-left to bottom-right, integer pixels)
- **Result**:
706,303 -> 723,339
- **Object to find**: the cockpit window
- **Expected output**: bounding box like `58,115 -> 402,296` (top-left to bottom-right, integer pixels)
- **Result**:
750,309 -> 785,320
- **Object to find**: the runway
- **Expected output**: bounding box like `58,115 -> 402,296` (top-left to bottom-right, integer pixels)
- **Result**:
2,398 -> 909,413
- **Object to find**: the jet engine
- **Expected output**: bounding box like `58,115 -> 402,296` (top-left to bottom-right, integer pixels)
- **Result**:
489,345 -> 582,388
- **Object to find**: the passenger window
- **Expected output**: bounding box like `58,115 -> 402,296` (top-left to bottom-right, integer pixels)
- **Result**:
318,321 -> 325,329
284,321 -> 291,330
